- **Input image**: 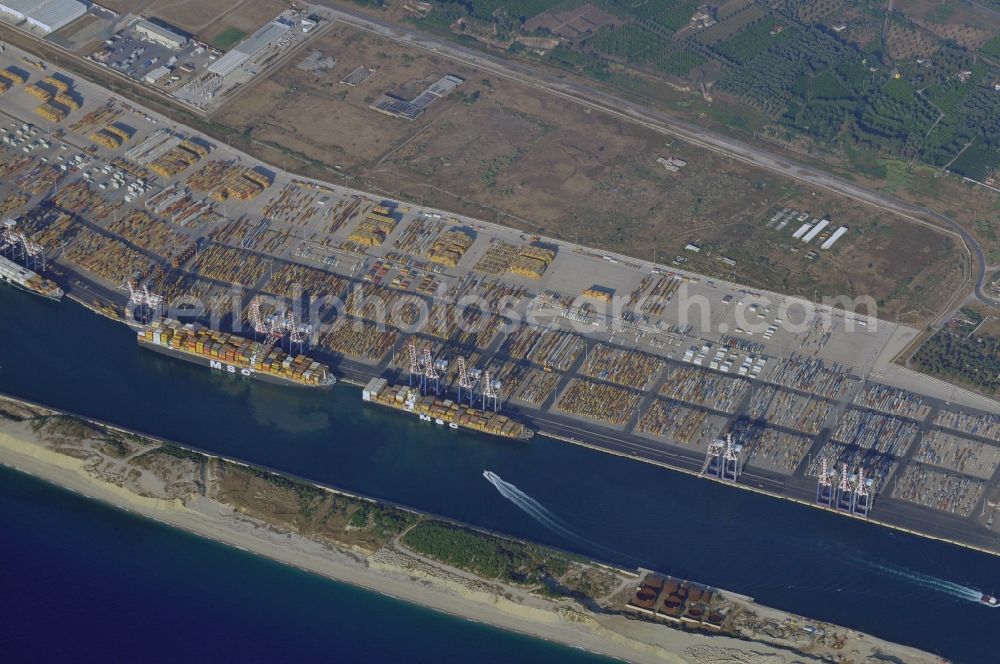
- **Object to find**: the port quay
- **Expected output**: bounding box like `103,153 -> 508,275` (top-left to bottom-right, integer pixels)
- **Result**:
1,41 -> 999,557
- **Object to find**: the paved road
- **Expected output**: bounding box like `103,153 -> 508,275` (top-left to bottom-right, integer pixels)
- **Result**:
313,3 -> 999,313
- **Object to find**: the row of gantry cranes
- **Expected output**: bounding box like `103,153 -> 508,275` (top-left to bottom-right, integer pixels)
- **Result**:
0,218 -> 47,270
701,434 -> 874,517
122,284 -> 312,364
118,272 -> 502,415
121,281 -> 507,413
404,340 -> 504,412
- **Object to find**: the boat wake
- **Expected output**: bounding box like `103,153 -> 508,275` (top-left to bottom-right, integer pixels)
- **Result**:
483,470 -> 609,553
864,561 -> 984,602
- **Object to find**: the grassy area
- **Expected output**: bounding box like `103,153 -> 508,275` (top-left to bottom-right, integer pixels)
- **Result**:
706,101 -> 767,132
949,139 -> 1000,181
402,520 -> 576,583
882,160 -> 916,193
216,461 -> 419,550
713,18 -> 781,64
588,23 -> 706,77
980,35 -> 1000,58
844,145 -> 888,179
212,27 -> 248,51
811,71 -> 851,99
400,519 -> 624,599
912,323 -> 1000,396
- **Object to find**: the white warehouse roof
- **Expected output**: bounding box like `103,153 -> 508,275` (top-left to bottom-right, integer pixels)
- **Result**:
135,19 -> 186,47
144,64 -> 171,84
0,0 -> 46,20
208,20 -> 289,77
206,50 -> 249,77
234,20 -> 289,56
25,0 -> 87,33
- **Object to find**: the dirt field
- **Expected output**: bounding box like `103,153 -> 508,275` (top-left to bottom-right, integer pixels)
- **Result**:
211,22 -> 967,324
885,21 -> 940,60
93,0 -> 147,14
194,0 -> 291,45
97,0 -> 291,43
901,0 -> 1000,51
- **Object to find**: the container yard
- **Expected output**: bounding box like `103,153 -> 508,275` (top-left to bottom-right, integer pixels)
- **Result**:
511,369 -> 559,406
832,410 -> 919,459
659,366 -> 751,413
106,210 -> 193,265
933,409 -> 1000,440
400,296 -> 500,347
769,356 -> 851,399
580,344 -> 664,390
344,282 -> 426,327
192,245 -> 271,287
264,263 -> 348,300
62,226 -> 152,283
853,383 -> 931,421
725,419 -> 813,475
500,326 -> 584,372
746,386 -> 831,435
556,379 -> 640,426
891,465 -> 985,518
2,42 -> 1000,554
636,399 -> 713,446
913,430 -> 1000,480
473,239 -> 520,275
318,317 -> 399,361
626,272 -> 681,315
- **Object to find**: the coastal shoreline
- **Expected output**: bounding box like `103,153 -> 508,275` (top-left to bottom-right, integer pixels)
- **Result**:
0,394 -> 942,664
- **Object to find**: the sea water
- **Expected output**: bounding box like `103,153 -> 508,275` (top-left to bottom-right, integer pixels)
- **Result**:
0,288 -> 996,662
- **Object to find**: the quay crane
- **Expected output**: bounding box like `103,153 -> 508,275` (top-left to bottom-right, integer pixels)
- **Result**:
481,370 -> 501,412
456,356 -> 478,405
247,297 -> 310,364
815,459 -> 874,517
122,280 -> 162,322
1,219 -> 47,271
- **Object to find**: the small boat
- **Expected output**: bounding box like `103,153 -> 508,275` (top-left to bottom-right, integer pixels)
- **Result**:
434,418 -> 445,425
981,594 -> 999,608
449,422 -> 458,430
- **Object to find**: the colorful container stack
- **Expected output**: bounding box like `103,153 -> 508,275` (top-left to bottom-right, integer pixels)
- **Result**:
363,378 -> 533,441
138,319 -> 334,388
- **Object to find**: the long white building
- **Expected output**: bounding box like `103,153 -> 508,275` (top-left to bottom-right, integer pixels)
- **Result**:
0,0 -> 41,20
135,19 -> 187,49
0,0 -> 87,33
208,19 -> 290,78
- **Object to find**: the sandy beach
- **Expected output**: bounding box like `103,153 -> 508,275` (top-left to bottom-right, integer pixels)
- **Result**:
0,398 -> 942,664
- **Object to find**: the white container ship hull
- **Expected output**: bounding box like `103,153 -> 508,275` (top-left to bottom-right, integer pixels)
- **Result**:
0,255 -> 63,301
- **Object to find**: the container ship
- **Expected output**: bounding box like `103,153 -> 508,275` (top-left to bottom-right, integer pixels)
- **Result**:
362,378 -> 533,441
0,255 -> 63,301
138,318 -> 335,388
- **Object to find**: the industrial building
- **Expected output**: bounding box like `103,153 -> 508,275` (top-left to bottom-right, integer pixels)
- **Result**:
135,19 -> 187,49
369,75 -> 464,121
143,64 -> 171,84
0,0 -> 87,33
208,19 -> 290,78
0,0 -> 38,20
